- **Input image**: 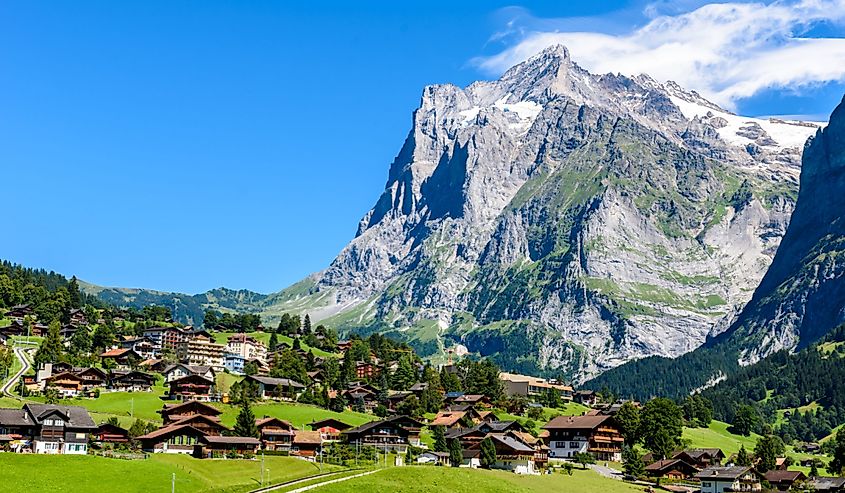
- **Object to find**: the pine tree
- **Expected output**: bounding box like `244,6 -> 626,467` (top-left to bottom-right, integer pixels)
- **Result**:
432,425 -> 447,452
128,419 -> 148,438
480,437 -> 497,468
736,445 -> 751,466
303,314 -> 312,335
67,276 -> 82,309
810,459 -> 820,477
448,438 -> 463,467
233,399 -> 258,437
269,331 -> 278,351
34,321 -> 64,365
622,445 -> 645,478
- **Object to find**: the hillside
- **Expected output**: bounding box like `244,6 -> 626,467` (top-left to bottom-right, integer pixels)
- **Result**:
84,46 -> 822,383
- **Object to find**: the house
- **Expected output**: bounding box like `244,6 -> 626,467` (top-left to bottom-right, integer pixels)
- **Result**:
645,458 -> 700,480
195,436 -> 260,458
674,448 -> 725,469
764,470 -> 807,491
142,326 -> 193,354
573,390 -> 599,407
225,334 -> 267,362
446,421 -> 526,448
291,430 -> 323,457
108,371 -> 156,392
162,363 -> 215,383
120,337 -> 156,360
468,433 -> 538,474
92,423 -> 130,444
256,417 -> 294,451
243,375 -> 305,400
417,451 -> 450,465
160,400 -> 222,425
29,323 -> 49,337
342,384 -> 379,410
355,361 -> 379,379
224,354 -> 246,375
68,308 -> 88,326
167,374 -> 216,401
809,477 -> 845,492
431,411 -> 472,429
542,414 -> 624,461
100,348 -> 141,370
137,424 -> 207,454
4,303 -> 32,320
76,367 -> 108,390
59,324 -> 80,340
139,359 -> 169,373
308,418 -> 352,441
44,372 -> 85,398
0,404 -> 95,454
452,394 -> 491,407
499,372 -> 573,401
176,334 -> 225,371
342,415 -> 424,453
696,466 -> 762,493
408,382 -> 429,396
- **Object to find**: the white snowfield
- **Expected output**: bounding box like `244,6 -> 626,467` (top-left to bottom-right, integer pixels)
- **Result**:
669,95 -> 824,150
459,94 -> 544,131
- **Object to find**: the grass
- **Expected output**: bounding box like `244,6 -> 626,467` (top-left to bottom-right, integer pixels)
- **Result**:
775,401 -> 821,426
0,453 -> 341,493
682,420 -> 759,456
215,401 -> 373,430
316,465 -> 646,493
27,385 -> 169,424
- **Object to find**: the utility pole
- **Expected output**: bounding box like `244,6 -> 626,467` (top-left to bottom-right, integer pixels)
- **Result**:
131,397 -> 134,418
260,452 -> 265,486
171,473 -> 175,493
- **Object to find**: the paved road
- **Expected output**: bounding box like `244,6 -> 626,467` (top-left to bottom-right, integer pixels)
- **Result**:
1,346 -> 31,397
286,470 -> 380,493
590,463 -> 623,480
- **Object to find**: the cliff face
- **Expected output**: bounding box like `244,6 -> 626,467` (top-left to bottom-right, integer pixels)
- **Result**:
716,95 -> 845,364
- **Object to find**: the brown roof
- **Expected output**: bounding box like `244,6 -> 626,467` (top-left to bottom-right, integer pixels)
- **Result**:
137,424 -> 206,441
255,417 -> 292,428
201,436 -> 260,445
764,470 -> 806,483
431,411 -> 466,427
161,400 -> 222,416
100,348 -> 132,358
293,430 -> 323,445
543,414 -> 612,430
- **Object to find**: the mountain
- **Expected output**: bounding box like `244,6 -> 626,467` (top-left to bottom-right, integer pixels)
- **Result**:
84,45 -> 822,382
588,95 -> 845,399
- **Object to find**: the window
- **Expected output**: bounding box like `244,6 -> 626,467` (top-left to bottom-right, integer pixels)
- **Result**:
570,442 -> 580,448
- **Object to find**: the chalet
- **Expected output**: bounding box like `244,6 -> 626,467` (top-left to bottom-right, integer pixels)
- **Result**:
355,361 -> 379,379
92,423 -> 130,445
243,375 -> 305,400
30,323 -> 49,337
76,367 -> 108,390
68,309 -> 88,326
44,372 -> 85,398
542,414 -> 624,461
120,337 -> 156,360
162,363 -> 215,383
195,436 -> 260,458
452,394 -> 491,407
499,372 -> 573,401
108,371 -> 156,392
573,390 -> 599,407
291,430 -> 323,457
431,411 -> 472,429
4,304 -> 32,320
696,467 -> 763,493
468,433 -> 538,474
0,404 -> 95,454
255,417 -> 294,451
342,415 -> 424,453
167,374 -> 216,401
0,319 -> 27,337
385,391 -> 413,411
446,421 -> 526,448
308,418 -> 352,441
336,341 -> 353,352
645,458 -> 700,480
408,382 -> 428,396
160,400 -> 222,425
342,385 -> 379,410
225,333 -> 267,361
137,424 -> 207,454
306,370 -> 323,383
139,359 -> 169,373
224,354 -> 246,374
99,348 -> 141,370
59,324 -> 80,340
674,448 -> 725,469
774,457 -> 789,470
809,477 -> 845,492
417,451 -> 450,466
764,470 -> 807,491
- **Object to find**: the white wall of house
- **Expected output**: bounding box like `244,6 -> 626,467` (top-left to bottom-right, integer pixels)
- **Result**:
494,459 -> 537,475
548,438 -> 588,458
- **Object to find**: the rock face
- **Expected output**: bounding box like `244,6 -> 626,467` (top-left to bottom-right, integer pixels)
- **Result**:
715,95 -> 845,364
308,45 -> 820,381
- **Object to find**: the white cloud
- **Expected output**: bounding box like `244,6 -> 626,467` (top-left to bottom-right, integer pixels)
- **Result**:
473,1 -> 845,109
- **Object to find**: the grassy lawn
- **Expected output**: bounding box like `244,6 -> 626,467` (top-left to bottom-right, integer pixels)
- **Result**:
27,386 -> 169,424
317,465 -> 646,493
0,453 -> 341,493
215,401 -> 373,429
775,401 -> 822,426
682,420 -> 759,456
216,372 -> 243,394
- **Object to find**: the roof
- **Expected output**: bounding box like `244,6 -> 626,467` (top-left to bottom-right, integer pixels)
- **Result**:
645,459 -> 698,474
163,364 -> 214,376
137,424 -> 206,441
161,400 -> 222,416
201,436 -> 261,445
0,408 -> 32,427
498,372 -> 574,392
293,430 -> 323,445
431,412 -> 466,427
342,415 -> 424,436
677,448 -> 725,460
100,348 -> 133,358
809,477 -> 845,491
764,470 -> 806,483
256,417 -> 293,428
488,433 -> 535,453
246,375 -> 306,389
409,382 -> 428,391
695,467 -> 756,481
308,418 -> 352,430
24,404 -> 96,429
543,414 -> 612,430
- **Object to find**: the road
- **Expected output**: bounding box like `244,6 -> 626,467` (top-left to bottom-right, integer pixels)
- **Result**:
1,346 -> 31,397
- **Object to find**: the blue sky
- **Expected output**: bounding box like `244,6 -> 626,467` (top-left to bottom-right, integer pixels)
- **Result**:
2,1 -> 845,294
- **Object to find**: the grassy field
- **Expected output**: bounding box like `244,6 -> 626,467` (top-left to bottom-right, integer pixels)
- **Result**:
316,465 -> 646,493
0,453 -> 340,493
215,401 -> 373,429
682,420 -> 759,456
26,385 -> 170,424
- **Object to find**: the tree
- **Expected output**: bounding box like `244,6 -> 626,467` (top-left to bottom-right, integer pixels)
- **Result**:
233,399 -> 259,438
392,355 -> 416,391
448,438 -> 463,467
440,370 -> 462,393
268,331 -> 278,351
480,437 -> 497,468
809,459 -> 820,478
622,445 -> 645,478
639,398 -> 684,459
106,416 -> 120,427
573,452 -> 596,469
432,425 -> 447,452
0,345 -> 13,377
43,385 -> 60,404
243,360 -> 259,376
129,419 -> 148,438
69,327 -> 92,356
732,405 -> 759,437
270,348 -> 308,383
303,314 -> 312,335
615,401 -> 641,444
829,428 -> 845,475
755,435 -> 785,473
67,276 -> 82,309
562,462 -> 574,475
736,445 -> 752,467
92,324 -> 115,352
322,357 -> 340,389
34,321 -> 64,365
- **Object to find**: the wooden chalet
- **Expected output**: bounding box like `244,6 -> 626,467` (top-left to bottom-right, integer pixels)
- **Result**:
76,367 -> 108,390
160,401 -> 223,426
4,304 -> 32,319
445,421 -> 526,448
292,430 -> 323,457
467,433 -> 538,474
137,424 -> 207,454
92,423 -> 130,444
342,415 -> 423,453
162,363 -> 215,383
308,418 -> 352,441
167,374 -> 216,401
255,417 -> 294,451
44,372 -> 85,398
108,371 -> 156,392
99,348 -> 141,370
431,411 -> 473,429
194,436 -> 260,458
674,448 -> 726,469
764,470 -> 807,491
243,375 -> 305,400
645,458 -> 701,480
